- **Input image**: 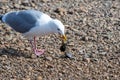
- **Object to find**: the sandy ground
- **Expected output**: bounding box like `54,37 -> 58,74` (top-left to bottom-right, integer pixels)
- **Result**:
0,0 -> 120,80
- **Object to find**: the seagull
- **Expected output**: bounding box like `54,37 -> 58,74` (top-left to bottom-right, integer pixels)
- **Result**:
0,10 -> 67,56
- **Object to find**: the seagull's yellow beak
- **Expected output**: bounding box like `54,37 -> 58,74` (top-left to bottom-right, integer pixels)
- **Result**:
60,34 -> 67,42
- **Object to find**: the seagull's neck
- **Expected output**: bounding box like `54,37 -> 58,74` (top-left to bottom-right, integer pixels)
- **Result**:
43,20 -> 56,34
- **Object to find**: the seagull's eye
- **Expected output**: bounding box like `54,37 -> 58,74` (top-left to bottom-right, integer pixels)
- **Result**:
57,28 -> 60,31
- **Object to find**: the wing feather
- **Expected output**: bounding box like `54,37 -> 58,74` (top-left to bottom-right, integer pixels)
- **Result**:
3,10 -> 43,33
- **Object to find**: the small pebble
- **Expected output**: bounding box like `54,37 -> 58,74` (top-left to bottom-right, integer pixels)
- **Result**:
83,57 -> 91,63
31,54 -> 37,59
45,56 -> 52,61
54,8 -> 67,15
65,52 -> 73,58
37,76 -> 42,80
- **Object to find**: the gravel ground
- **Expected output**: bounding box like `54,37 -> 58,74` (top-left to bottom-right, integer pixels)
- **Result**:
0,0 -> 120,80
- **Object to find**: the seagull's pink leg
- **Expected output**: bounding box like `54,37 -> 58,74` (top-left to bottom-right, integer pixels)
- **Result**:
33,37 -> 44,56
30,37 -> 44,56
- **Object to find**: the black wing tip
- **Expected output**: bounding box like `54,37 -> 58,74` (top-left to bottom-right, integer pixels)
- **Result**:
0,15 -> 3,21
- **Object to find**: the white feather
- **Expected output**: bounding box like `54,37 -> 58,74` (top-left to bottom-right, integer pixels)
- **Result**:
23,13 -> 53,38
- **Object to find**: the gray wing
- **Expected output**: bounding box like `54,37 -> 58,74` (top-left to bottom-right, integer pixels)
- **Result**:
4,10 -> 44,33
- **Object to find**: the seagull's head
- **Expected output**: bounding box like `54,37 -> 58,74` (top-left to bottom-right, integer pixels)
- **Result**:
51,19 -> 67,42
